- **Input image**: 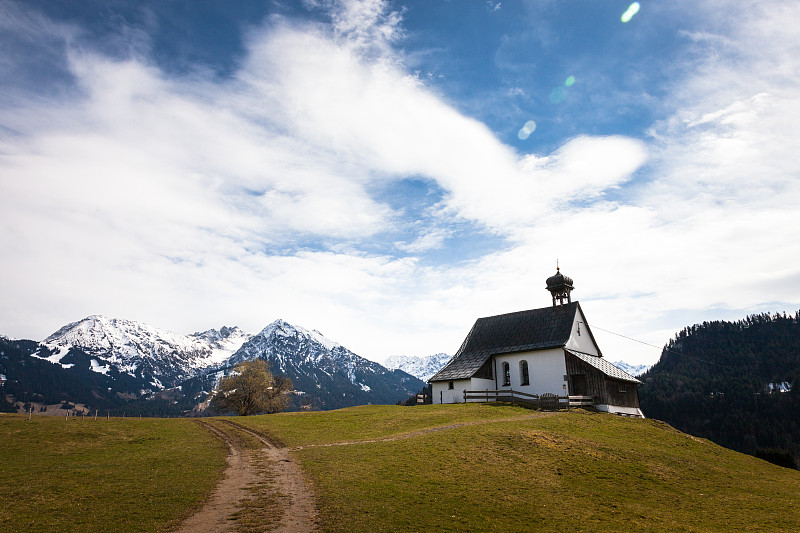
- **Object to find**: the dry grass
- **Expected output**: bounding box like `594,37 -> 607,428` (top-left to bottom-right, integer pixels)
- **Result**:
243,404 -> 800,533
0,414 -> 227,533
5,404 -> 800,532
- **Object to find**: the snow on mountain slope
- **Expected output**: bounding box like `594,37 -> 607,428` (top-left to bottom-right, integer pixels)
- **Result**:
30,345 -> 74,369
611,361 -> 652,377
43,315 -> 251,387
384,353 -> 452,382
14,315 -> 423,410
190,326 -> 253,365
230,320 -> 365,382
228,319 -> 424,410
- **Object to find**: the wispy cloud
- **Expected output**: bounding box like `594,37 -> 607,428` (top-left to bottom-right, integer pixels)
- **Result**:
325,0 -> 404,55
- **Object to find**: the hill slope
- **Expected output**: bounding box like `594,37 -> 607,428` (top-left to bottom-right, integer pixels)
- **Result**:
6,405 -> 800,532
231,405 -> 800,532
639,311 -> 800,462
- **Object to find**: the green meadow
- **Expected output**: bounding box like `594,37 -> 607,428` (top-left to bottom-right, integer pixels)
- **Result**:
233,404 -> 800,532
0,415 -> 226,533
3,404 -> 800,532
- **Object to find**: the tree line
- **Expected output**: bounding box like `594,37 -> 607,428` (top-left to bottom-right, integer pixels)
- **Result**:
639,311 -> 800,468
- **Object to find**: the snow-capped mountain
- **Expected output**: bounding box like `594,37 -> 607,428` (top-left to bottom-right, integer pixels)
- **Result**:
227,319 -> 424,410
189,326 -> 253,365
2,316 -> 424,414
384,353 -> 452,382
611,360 -> 652,377
43,315 -> 251,388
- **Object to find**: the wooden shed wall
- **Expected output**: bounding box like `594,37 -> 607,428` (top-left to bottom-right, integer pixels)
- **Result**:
564,351 -> 640,408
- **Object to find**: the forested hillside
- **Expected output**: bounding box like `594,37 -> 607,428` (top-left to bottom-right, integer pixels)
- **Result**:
639,311 -> 800,465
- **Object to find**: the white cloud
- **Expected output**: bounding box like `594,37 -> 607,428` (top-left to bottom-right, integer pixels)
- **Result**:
518,135 -> 647,209
326,0 -> 404,55
2,0 -> 800,370
240,22 -> 649,233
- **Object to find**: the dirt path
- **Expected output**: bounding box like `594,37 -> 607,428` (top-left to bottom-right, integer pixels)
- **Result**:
175,421 -> 318,533
220,421 -> 319,533
177,411 -> 553,531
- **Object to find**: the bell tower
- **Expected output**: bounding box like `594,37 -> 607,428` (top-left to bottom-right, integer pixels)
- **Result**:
545,263 -> 574,306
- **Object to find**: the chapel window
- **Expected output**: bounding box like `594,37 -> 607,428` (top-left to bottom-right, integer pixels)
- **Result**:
502,362 -> 511,386
520,360 -> 530,386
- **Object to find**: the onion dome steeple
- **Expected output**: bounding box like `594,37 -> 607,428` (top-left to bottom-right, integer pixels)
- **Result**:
546,263 -> 574,306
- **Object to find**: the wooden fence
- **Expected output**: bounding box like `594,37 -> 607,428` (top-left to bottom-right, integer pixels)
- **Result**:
463,389 -> 594,410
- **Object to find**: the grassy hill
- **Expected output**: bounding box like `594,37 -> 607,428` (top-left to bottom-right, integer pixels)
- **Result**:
3,405 -> 800,532
233,404 -> 800,532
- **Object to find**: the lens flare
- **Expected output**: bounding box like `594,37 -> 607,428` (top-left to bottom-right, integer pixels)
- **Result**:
621,2 -> 640,23
517,120 -> 537,140
549,86 -> 567,104
564,75 -> 576,87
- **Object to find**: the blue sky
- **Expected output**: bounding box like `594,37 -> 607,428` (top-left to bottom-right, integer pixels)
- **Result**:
2,0 -> 800,366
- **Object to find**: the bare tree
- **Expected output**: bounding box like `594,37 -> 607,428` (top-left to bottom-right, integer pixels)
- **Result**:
211,359 -> 293,416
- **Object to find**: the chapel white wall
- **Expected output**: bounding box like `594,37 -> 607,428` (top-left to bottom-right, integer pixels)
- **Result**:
564,306 -> 600,355
494,347 -> 568,396
431,379 -> 471,404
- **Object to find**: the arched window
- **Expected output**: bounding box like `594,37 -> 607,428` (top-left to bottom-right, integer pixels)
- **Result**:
520,360 -> 530,386
502,362 -> 511,386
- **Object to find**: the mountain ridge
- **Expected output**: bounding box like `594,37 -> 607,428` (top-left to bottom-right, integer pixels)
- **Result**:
1,315 -> 424,414
384,353 -> 452,382
610,360 -> 651,377
42,314 -> 252,388
226,319 -> 424,410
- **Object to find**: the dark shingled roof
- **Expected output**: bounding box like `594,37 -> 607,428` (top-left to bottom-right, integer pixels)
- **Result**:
429,302 -> 581,382
565,349 -> 642,384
